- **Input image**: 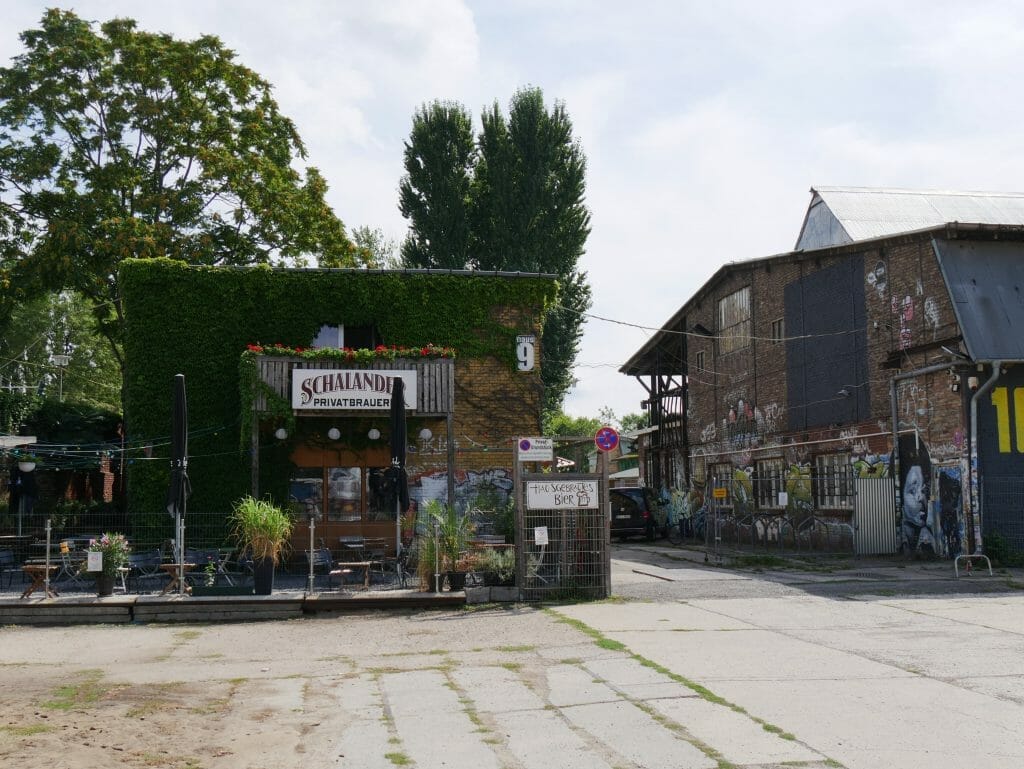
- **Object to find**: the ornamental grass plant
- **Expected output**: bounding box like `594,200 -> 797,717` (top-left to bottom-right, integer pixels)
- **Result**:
229,496 -> 294,564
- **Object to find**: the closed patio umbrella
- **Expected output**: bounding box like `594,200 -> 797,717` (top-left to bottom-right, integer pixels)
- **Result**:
165,374 -> 190,594
388,377 -> 410,555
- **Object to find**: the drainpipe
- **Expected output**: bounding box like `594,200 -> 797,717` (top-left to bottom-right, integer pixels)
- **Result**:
969,361 -> 1003,553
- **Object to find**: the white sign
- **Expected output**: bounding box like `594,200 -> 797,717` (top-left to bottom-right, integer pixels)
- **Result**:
526,480 -> 600,509
778,491 -> 788,506
517,437 -> 553,462
291,369 -> 417,410
516,334 -> 536,372
534,526 -> 549,546
87,551 -> 103,572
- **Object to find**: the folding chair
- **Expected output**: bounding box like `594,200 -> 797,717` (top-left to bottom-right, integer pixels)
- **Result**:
56,540 -> 86,587
305,547 -> 336,588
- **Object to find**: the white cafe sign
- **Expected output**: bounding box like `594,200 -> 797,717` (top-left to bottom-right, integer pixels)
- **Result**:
291,369 -> 417,411
526,480 -> 600,510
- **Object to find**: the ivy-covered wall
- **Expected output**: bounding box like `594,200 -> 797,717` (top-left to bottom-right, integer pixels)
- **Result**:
121,259 -> 555,543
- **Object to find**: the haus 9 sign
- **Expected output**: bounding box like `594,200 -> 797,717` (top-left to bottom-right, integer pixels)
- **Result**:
291,369 -> 417,410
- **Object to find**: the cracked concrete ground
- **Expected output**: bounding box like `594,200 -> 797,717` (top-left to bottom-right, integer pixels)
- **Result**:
1,546 -> 1021,769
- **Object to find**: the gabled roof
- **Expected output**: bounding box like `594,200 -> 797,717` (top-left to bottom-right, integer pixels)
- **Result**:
796,186 -> 1024,250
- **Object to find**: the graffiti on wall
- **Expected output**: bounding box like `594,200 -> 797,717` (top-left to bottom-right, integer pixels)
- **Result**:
866,260 -> 887,298
408,467 -> 514,513
897,434 -> 937,556
892,295 -> 914,350
935,465 -> 964,559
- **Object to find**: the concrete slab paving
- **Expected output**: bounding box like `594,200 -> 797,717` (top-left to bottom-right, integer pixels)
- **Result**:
562,700 -> 716,769
648,695 -> 823,765
452,665 -> 546,713
711,676 -> 1024,769
330,677 -> 396,769
688,594 -> 951,631
557,600 -> 756,631
500,710 -> 615,769
382,670 -> 500,769
879,594 -> 1024,634
546,662 -> 622,706
605,627 -> 915,682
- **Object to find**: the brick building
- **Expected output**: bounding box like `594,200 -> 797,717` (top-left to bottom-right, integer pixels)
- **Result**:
623,187 -> 1024,556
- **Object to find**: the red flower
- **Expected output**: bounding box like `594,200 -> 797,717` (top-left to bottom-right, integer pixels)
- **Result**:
420,347 -> 430,356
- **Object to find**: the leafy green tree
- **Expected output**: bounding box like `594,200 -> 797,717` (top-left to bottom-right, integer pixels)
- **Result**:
398,101 -> 476,269
1,291 -> 120,411
543,410 -> 601,438
352,225 -> 400,269
399,87 -> 592,415
619,412 -> 651,433
0,10 -> 360,376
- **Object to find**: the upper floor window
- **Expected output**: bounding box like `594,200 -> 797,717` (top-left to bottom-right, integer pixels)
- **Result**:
312,324 -> 380,350
718,287 -> 751,354
756,457 -> 785,508
770,318 -> 784,344
694,350 -> 706,374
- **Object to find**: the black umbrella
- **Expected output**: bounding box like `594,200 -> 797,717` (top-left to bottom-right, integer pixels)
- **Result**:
166,374 -> 190,583
389,376 -> 410,554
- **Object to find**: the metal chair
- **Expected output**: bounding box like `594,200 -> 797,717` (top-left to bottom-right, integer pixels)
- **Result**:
55,540 -> 86,587
304,547 -> 336,587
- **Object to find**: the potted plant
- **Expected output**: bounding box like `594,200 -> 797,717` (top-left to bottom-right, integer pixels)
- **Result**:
229,496 -> 294,595
415,531 -> 441,592
85,532 -> 130,596
17,454 -> 41,473
427,500 -> 474,591
477,548 -> 516,586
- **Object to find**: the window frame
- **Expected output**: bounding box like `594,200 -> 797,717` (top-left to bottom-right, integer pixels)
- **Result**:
813,452 -> 853,510
717,286 -> 752,355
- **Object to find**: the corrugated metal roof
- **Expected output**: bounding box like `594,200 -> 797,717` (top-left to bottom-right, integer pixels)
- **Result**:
799,187 -> 1024,249
933,238 -> 1024,361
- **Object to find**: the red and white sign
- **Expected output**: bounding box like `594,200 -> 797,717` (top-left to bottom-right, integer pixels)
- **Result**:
291,369 -> 417,410
594,425 -> 619,452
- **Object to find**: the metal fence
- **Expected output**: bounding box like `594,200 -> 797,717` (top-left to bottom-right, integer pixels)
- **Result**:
516,473 -> 610,602
982,475 -> 1024,552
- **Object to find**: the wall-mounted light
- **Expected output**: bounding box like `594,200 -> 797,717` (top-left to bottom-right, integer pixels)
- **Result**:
367,428 -> 381,441
274,427 -> 288,440
327,427 -> 341,441
419,428 -> 433,441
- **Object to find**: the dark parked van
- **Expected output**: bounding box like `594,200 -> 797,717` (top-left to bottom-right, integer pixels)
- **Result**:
609,487 -> 665,540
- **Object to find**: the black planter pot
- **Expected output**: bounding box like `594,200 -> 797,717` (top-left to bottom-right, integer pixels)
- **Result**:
95,572 -> 116,596
253,556 -> 275,595
446,571 -> 467,592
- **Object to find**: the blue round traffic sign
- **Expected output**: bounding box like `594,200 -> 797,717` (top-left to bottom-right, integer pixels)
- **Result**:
595,426 -> 619,452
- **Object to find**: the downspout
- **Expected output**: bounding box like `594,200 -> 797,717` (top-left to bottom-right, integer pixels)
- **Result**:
969,361 -> 1003,553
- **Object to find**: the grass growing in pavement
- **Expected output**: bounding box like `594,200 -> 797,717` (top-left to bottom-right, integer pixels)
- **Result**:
385,752 -> 411,766
1,724 -> 54,736
548,609 -> 807,750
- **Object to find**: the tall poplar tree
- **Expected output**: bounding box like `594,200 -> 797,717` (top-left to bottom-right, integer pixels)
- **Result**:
399,87 -> 592,414
398,101 -> 476,269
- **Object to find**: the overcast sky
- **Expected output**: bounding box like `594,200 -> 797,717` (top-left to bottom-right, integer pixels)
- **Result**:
5,1 -> 1024,425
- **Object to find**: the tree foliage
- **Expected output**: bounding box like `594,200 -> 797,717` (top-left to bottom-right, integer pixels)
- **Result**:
0,9 -> 360,375
399,88 -> 592,415
398,101 -> 475,269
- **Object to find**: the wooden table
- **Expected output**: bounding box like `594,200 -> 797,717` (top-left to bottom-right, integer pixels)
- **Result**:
330,560 -> 379,590
160,562 -> 195,595
21,564 -> 60,599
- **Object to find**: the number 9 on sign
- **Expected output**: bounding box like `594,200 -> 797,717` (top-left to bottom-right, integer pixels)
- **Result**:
516,335 -> 536,372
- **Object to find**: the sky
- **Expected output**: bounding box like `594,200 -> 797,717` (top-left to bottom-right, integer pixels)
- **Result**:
4,1 -> 1024,425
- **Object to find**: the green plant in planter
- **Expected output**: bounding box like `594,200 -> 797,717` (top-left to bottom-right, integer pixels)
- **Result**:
415,532 -> 441,592
426,500 -> 474,573
229,496 -> 294,564
476,548 -> 516,586
229,496 -> 294,595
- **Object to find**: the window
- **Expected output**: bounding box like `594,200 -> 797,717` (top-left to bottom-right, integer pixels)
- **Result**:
814,453 -> 853,509
694,350 -> 706,373
312,324 -> 380,350
327,466 -> 362,521
770,318 -> 784,344
756,458 -> 785,508
718,287 -> 751,354
708,462 -> 733,504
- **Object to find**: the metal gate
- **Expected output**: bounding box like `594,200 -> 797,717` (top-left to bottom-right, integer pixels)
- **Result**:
515,473 -> 611,602
854,476 -> 898,555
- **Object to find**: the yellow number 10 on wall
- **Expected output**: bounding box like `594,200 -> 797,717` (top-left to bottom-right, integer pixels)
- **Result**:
990,386 -> 1024,453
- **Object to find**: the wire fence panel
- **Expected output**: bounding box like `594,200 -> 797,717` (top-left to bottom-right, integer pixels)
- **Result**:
982,475 -> 1024,552
517,474 -> 609,602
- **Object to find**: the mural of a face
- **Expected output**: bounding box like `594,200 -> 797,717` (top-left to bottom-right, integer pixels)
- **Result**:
902,465 -> 927,526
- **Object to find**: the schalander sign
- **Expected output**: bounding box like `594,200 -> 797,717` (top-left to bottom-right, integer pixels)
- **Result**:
291,369 -> 417,411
